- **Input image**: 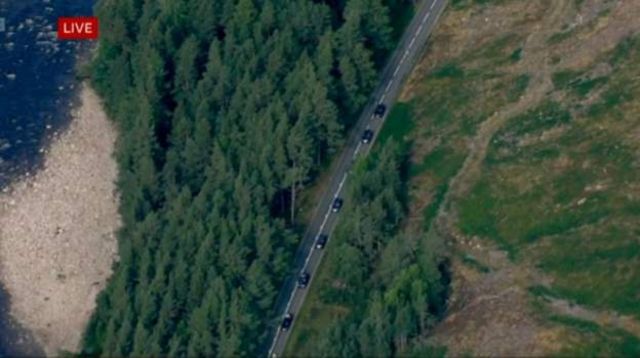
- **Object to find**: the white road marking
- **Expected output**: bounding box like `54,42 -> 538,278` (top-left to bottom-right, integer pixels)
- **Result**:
311,211 -> 331,256
422,12 -> 431,25
398,49 -> 409,66
301,171 -> 348,273
417,23 -> 424,33
431,0 -> 436,10
409,37 -> 416,48
336,173 -> 348,194
398,50 -> 409,67
268,331 -> 280,357
275,171 -> 347,355
393,66 -> 400,77
353,142 -> 362,158
384,81 -> 393,94
280,170 -> 348,352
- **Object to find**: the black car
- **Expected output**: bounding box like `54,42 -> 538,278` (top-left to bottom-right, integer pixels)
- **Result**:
298,272 -> 311,288
361,129 -> 374,144
332,197 -> 343,212
315,234 -> 328,249
281,313 -> 293,331
374,103 -> 386,117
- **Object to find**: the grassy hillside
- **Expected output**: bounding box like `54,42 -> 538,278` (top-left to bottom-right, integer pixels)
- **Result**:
365,0 -> 640,356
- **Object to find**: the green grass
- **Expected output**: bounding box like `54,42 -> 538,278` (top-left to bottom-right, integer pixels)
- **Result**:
550,315 -> 640,357
422,183 -> 448,228
547,28 -> 579,45
572,76 -> 608,97
469,33 -> 522,65
486,100 -> 572,165
552,69 -> 584,89
457,35 -> 640,326
610,36 -> 640,65
498,101 -> 571,140
450,0 -> 515,10
586,76 -> 635,118
461,253 -> 491,273
528,285 -> 563,300
461,101 -> 636,262
430,63 -> 465,79
457,179 -> 506,249
410,144 -> 466,231
403,344 -> 448,357
418,64 -> 484,130
377,102 -> 415,147
510,47 -> 523,62
548,7 -> 615,46
506,73 -> 530,102
531,301 -> 640,358
463,132 -> 635,258
552,70 -> 608,97
538,224 -> 640,319
411,145 -> 466,179
485,101 -> 572,166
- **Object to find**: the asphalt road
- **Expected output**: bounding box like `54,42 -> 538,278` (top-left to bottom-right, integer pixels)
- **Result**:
267,0 -> 447,356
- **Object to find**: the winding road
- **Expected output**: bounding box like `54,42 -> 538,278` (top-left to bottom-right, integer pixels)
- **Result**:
267,0 -> 448,355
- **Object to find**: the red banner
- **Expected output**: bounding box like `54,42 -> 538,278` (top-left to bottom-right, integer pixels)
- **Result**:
57,17 -> 98,40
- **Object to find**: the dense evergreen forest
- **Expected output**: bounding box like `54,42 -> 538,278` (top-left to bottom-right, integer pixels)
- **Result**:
81,0 -> 405,355
289,140 -> 449,356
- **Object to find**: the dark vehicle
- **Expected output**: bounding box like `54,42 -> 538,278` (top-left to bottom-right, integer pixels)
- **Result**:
361,129 -> 374,144
315,234 -> 328,249
298,272 -> 311,288
332,197 -> 343,212
374,103 -> 386,117
281,313 -> 294,331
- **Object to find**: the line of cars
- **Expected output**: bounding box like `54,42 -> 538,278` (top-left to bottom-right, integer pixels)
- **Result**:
278,103 -> 387,334
361,103 -> 386,144
279,233 -> 326,332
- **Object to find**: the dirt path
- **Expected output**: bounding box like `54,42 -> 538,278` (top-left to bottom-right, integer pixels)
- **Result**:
0,84 -> 120,355
438,0 -> 569,222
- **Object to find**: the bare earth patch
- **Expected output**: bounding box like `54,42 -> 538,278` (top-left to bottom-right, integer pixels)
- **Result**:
0,84 -> 119,355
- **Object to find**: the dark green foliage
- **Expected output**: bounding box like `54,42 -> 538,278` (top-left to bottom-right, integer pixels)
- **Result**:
376,102 -> 415,149
468,33 -> 521,65
509,47 -> 523,62
586,76 -> 636,119
507,73 -> 530,102
609,35 -> 640,65
82,0 -> 395,355
309,141 -> 448,356
451,0 -> 514,11
431,63 -> 465,78
550,316 -> 640,357
422,183 -> 448,226
457,179 -> 500,239
552,70 -> 608,97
